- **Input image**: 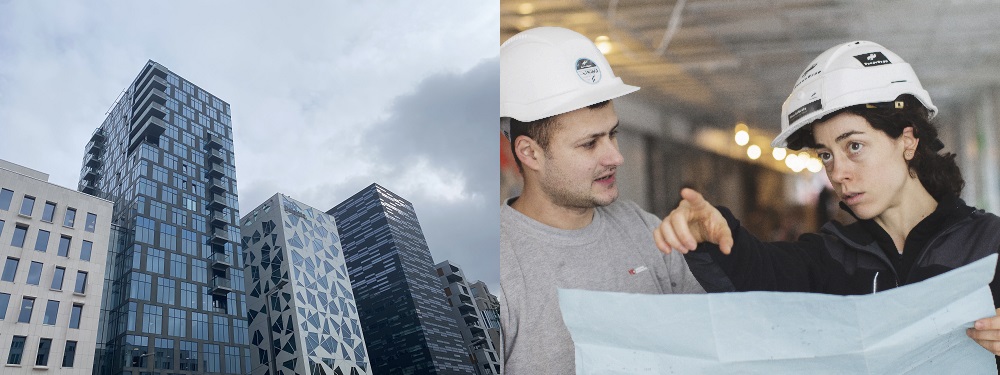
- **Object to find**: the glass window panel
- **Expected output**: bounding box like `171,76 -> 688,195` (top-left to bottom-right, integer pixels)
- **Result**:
0,189 -> 13,211
0,292 -> 9,320
42,300 -> 58,325
69,304 -> 82,329
33,229 -> 49,252
2,258 -> 18,282
74,271 -> 87,294
80,240 -> 93,261
11,225 -> 27,247
19,196 -> 35,216
26,261 -> 42,285
7,336 -> 25,365
35,338 -> 51,366
61,341 -> 77,367
85,212 -> 97,233
0,220 -> 4,236
18,297 -> 34,323
63,208 -> 76,227
51,267 -> 65,290
58,236 -> 71,257
41,202 -> 56,222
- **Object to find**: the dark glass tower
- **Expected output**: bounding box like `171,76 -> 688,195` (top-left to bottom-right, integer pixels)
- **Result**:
327,184 -> 474,375
82,61 -> 250,375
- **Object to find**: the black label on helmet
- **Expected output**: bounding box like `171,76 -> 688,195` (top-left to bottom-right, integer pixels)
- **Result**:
576,58 -> 602,84
853,52 -> 891,67
788,99 -> 822,125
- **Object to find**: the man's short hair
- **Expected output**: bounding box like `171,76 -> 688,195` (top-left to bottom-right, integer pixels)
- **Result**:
508,100 -> 611,171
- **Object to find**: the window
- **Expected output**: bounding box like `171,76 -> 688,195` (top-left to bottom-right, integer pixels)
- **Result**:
80,240 -> 93,261
58,236 -> 71,257
34,229 -> 50,252
180,282 -> 198,309
147,248 -> 165,274
74,271 -> 87,294
61,341 -> 77,367
51,267 -> 65,290
150,200 -> 167,220
142,304 -> 162,334
179,341 -> 198,371
0,188 -> 13,210
69,304 -> 82,329
85,213 -> 97,233
160,223 -> 177,251
157,277 -> 175,305
2,257 -> 19,282
224,346 -> 241,374
0,219 -> 4,236
130,272 -> 152,300
191,312 -> 208,340
19,196 -> 35,216
11,224 -> 27,247
26,261 -> 42,285
0,292 -> 9,320
40,201 -> 56,222
168,308 -> 185,337
135,216 -> 155,244
155,338 -> 174,370
205,344 -> 220,372
42,300 -> 58,325
7,336 -> 26,365
191,259 -> 207,283
18,297 -> 34,323
170,253 -> 187,279
35,338 -> 51,366
63,208 -> 76,227
213,315 -> 229,343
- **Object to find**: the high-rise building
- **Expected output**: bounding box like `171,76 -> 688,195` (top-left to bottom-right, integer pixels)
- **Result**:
468,281 -> 501,366
434,261 -> 502,375
82,61 -> 251,374
328,183 -> 474,375
0,159 -> 113,374
240,193 -> 372,375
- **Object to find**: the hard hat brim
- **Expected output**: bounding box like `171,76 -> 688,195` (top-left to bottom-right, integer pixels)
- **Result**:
503,78 -> 639,123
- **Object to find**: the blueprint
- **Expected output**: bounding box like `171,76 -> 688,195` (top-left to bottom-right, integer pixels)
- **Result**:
559,254 -> 998,374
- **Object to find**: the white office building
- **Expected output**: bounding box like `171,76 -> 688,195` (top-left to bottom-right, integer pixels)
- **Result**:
0,159 -> 113,374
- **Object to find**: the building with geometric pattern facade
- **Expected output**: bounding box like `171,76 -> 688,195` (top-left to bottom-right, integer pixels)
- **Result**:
82,61 -> 251,374
240,193 -> 371,375
434,261 -> 501,375
327,183 -> 475,374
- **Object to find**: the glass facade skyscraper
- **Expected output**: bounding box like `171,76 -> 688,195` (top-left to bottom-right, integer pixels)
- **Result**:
240,193 -> 372,375
82,61 -> 250,375
328,184 -> 474,375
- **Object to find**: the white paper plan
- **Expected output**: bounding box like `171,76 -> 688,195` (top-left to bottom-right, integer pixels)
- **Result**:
559,254 -> 998,374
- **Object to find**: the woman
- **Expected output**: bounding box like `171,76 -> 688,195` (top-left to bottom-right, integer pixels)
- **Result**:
653,41 -> 1000,359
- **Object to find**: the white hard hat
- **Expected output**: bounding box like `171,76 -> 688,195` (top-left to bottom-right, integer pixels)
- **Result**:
500,27 -> 639,139
773,40 -> 937,148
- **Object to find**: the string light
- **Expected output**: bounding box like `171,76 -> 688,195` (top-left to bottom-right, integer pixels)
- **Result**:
747,145 -> 761,160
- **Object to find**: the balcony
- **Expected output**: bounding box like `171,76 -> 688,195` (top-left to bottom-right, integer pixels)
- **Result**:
127,115 -> 167,153
445,273 -> 463,284
89,128 -> 106,143
81,167 -> 100,182
79,180 -> 98,195
210,277 -> 232,295
84,153 -> 102,168
134,63 -> 167,97
211,211 -> 228,228
207,163 -> 225,178
205,133 -> 223,149
134,75 -> 167,108
211,252 -> 231,270
208,149 -> 225,164
86,140 -> 103,156
131,91 -> 167,128
207,194 -> 226,211
462,309 -> 479,324
210,227 -> 229,245
209,178 -> 226,194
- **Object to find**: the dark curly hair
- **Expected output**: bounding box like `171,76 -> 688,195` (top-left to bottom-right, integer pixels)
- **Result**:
786,94 -> 963,201
507,100 -> 610,172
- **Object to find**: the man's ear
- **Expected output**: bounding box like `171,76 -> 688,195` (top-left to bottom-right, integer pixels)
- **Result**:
513,135 -> 544,172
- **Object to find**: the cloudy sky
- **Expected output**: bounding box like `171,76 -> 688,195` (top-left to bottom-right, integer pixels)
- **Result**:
0,1 -> 500,292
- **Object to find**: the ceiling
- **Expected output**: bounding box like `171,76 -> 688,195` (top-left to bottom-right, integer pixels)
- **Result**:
501,0 -> 1000,135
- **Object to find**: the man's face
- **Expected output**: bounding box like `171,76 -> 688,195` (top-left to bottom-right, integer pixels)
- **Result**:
536,102 -> 624,209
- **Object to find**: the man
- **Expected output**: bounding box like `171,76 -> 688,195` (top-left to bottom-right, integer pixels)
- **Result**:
499,26 -> 705,374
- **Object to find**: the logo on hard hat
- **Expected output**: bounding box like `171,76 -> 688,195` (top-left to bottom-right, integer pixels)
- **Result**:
576,58 -> 602,84
853,52 -> 891,67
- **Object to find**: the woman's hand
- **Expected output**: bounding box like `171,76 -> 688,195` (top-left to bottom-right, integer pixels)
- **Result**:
968,308 -> 1000,355
654,188 -> 733,255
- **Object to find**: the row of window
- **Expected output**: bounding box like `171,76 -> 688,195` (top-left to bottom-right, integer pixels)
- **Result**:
0,292 -> 85,328
1,257 -> 88,294
2,222 -> 94,260
5,336 -> 78,368
122,334 -> 246,373
0,188 -> 97,232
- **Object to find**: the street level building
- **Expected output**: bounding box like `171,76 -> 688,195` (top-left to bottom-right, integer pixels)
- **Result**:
434,261 -> 502,375
241,193 -> 372,375
0,159 -> 113,374
328,183 -> 475,375
83,61 -> 251,374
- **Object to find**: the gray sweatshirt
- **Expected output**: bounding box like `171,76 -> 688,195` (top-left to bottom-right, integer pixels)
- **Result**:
500,198 -> 705,375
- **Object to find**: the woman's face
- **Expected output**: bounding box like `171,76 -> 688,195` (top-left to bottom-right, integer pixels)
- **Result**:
811,112 -> 917,220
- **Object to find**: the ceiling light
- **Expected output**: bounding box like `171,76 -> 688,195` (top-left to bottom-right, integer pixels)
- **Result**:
734,130 -> 749,146
747,145 -> 761,160
772,147 -> 786,161
595,36 -> 612,54
518,3 -> 535,15
806,158 -> 823,173
517,16 -> 535,30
